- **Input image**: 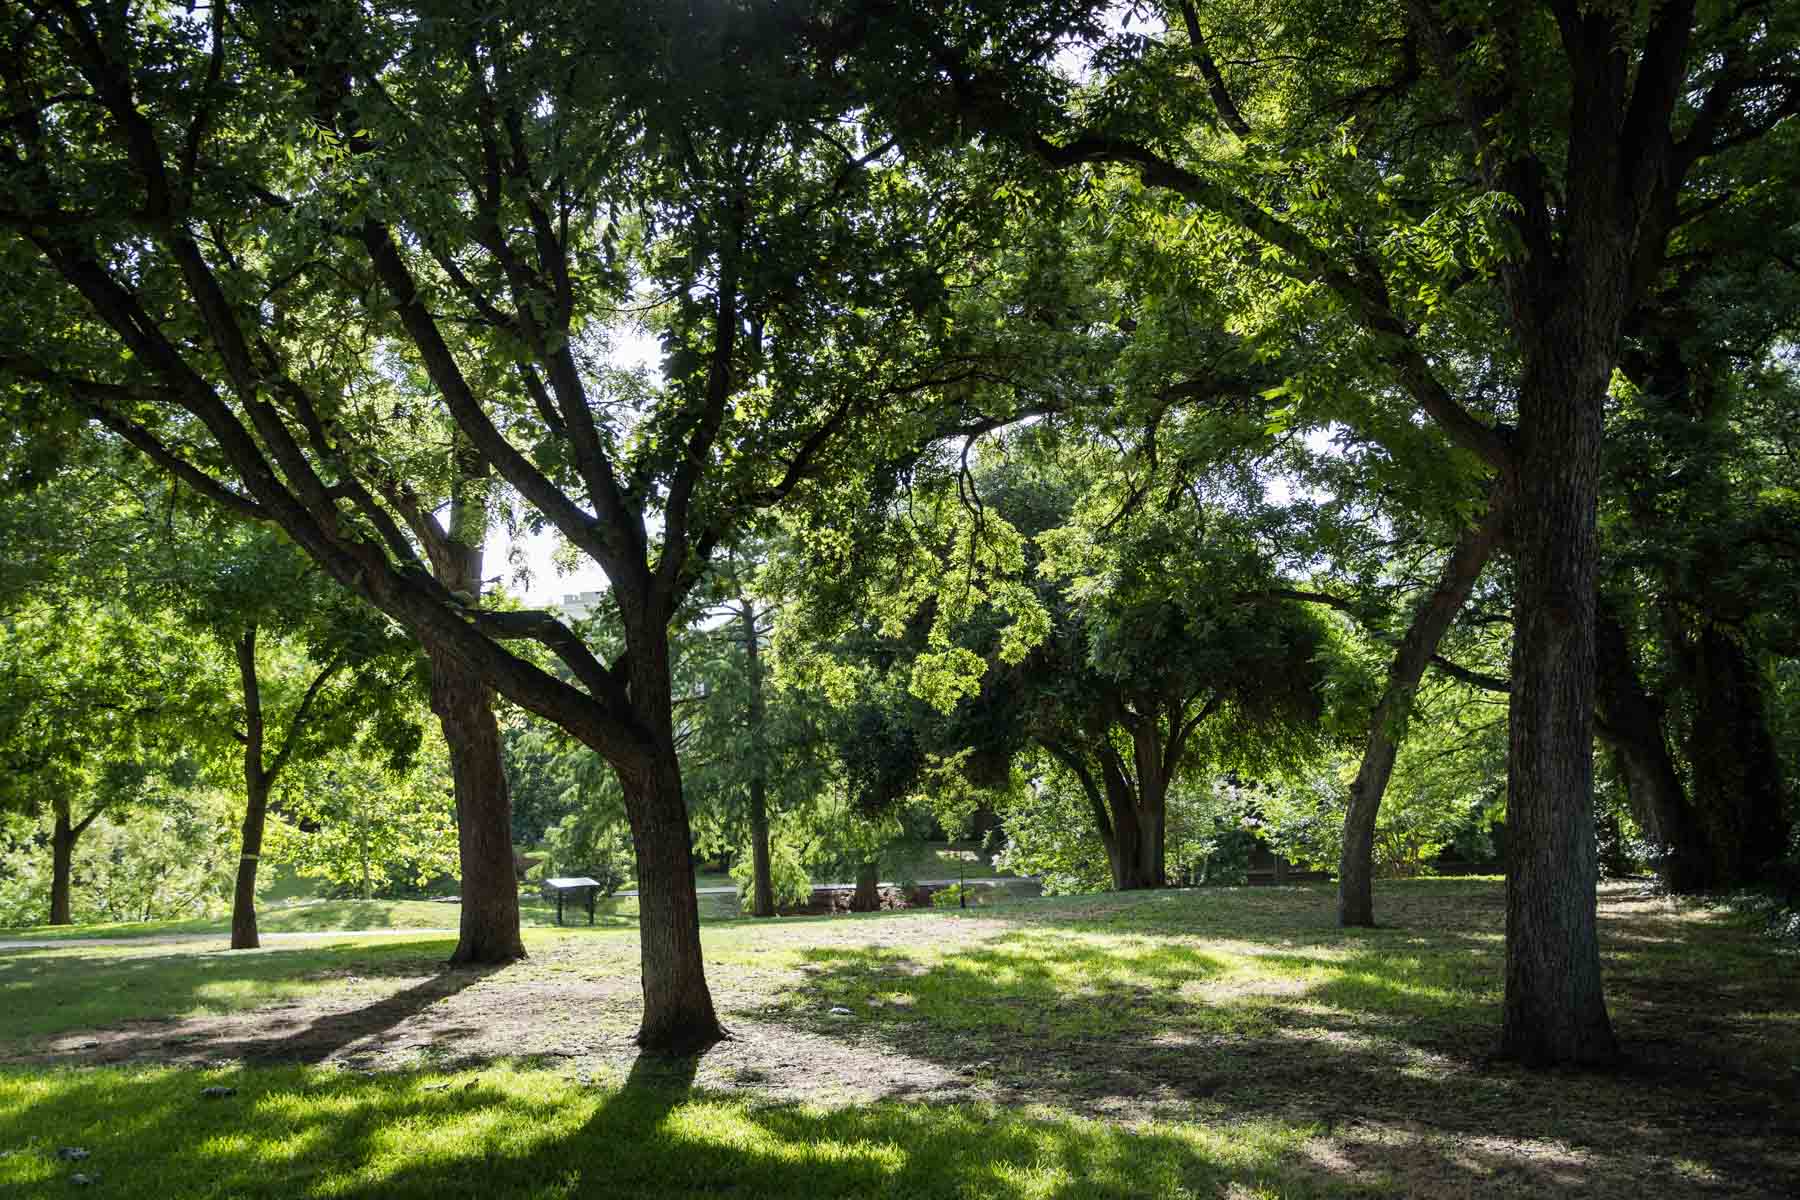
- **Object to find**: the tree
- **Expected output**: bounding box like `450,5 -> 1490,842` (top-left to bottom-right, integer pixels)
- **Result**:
0,1 -> 1035,1049
786,443 -> 1334,891
845,0 -> 1799,1065
267,737 -> 460,902
153,529 -> 424,949
0,600 -> 209,924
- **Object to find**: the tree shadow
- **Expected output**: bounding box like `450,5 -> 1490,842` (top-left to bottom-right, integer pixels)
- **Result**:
758,889 -> 1800,1194
0,939 -> 472,1056
8,1057 -> 1764,1198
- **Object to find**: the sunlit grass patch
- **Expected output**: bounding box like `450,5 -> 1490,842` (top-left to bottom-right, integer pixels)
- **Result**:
0,1064 -> 1330,1199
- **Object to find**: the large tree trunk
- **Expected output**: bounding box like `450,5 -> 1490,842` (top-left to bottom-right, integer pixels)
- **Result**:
1340,493 -> 1509,925
740,599 -> 775,918
852,859 -> 881,911
430,645 -> 526,966
1688,626 -> 1791,888
1594,601 -> 1705,890
1102,747 -> 1165,890
49,797 -> 75,926
620,744 -> 724,1053
1499,345 -> 1618,1066
412,468 -> 525,967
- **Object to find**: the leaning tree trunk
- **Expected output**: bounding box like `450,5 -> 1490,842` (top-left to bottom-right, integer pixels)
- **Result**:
740,599 -> 776,918
1500,347 -> 1618,1067
1594,601 -> 1706,891
430,646 -> 526,966
620,743 -> 724,1053
1341,492 -> 1509,926
48,797 -> 75,926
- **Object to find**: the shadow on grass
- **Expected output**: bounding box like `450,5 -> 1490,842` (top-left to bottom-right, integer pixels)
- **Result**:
0,1056 -> 1654,1199
0,938 -> 465,1046
765,885 -> 1800,1196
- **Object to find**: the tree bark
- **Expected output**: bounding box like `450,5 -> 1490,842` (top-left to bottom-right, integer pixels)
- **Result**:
740,599 -> 775,918
1340,492 -> 1509,925
1688,626 -> 1791,888
49,796 -> 75,926
1499,345 -> 1618,1067
409,464 -> 525,967
619,744 -> 724,1052
430,644 -> 526,966
1594,600 -> 1704,890
230,772 -> 271,949
852,858 -> 881,911
230,628 -> 268,950
1101,745 -> 1166,890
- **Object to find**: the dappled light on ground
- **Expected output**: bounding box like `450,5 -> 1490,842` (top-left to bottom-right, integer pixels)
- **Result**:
3,880 -> 1797,1196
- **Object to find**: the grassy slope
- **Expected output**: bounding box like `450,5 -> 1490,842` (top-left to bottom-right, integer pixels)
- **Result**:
2,880 -> 1796,1198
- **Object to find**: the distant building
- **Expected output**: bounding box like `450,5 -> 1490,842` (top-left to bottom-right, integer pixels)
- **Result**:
560,591 -> 605,622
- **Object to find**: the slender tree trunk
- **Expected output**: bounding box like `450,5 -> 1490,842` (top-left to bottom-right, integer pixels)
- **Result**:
1594,601 -> 1705,890
1341,493 -> 1509,925
49,796 -> 75,926
852,859 -> 881,911
231,629 -> 267,950
620,744 -> 724,1053
740,599 -> 775,918
231,776 -> 271,949
1500,347 -> 1617,1067
748,777 -> 774,917
431,645 -> 526,965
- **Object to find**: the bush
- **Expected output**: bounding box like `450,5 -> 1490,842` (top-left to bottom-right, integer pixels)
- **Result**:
930,883 -> 968,908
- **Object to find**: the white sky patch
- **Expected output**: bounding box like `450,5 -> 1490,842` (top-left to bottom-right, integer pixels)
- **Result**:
488,322 -> 663,608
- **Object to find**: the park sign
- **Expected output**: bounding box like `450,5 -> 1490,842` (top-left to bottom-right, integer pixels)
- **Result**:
543,878 -> 603,926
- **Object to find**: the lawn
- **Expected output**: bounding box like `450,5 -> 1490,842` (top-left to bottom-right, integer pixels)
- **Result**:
3,880 -> 1796,1198
0,891 -> 745,943
1,841 -> 1017,945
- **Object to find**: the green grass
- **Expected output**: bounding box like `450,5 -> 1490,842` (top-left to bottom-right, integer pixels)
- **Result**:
1,891 -> 745,942
0,937 -> 467,1040
3,880 -> 1797,1198
4,842 -> 1015,944
880,839 -> 1016,882
0,1064 -> 1324,1199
